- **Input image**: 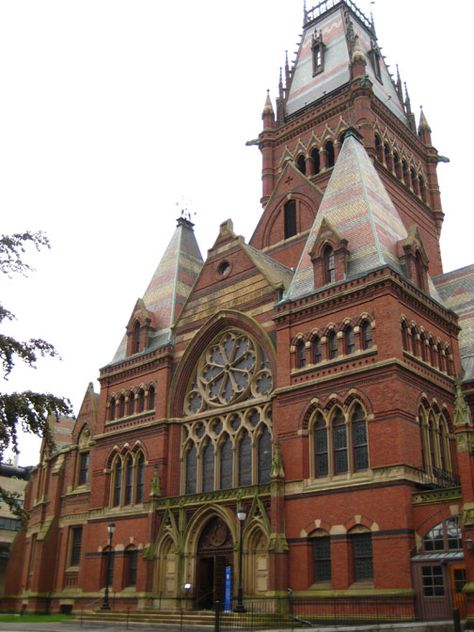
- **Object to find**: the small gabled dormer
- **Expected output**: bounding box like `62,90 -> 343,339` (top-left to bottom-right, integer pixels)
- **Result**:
126,299 -> 154,356
398,226 -> 430,292
311,30 -> 325,76
309,218 -> 349,288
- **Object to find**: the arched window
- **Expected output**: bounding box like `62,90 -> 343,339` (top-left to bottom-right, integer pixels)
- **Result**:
284,200 -> 297,239
361,321 -> 373,350
135,453 -> 145,503
351,531 -> 373,581
132,321 -> 141,354
137,389 -> 145,414
118,395 -> 125,418
415,251 -> 425,290
402,160 -> 408,184
102,545 -> 115,588
325,141 -> 335,168
238,430 -> 252,487
423,517 -> 462,552
312,336 -> 322,364
428,412 -> 437,469
384,142 -> 391,169
185,444 -> 197,495
124,546 -> 138,587
296,154 -> 306,174
219,434 -> 233,490
311,147 -> 320,175
410,168 -> 419,194
312,533 -> 331,582
419,176 -> 426,202
202,441 -> 215,492
323,245 -> 335,284
332,408 -> 347,474
351,404 -> 368,471
429,338 -> 436,367
124,455 -> 133,505
148,385 -> 155,410
78,451 -> 89,486
401,321 -> 409,351
327,330 -> 338,360
314,412 -> 328,478
344,326 -> 355,355
420,332 -> 427,361
419,406 -> 428,470
127,392 -> 135,417
109,397 -> 116,422
257,426 -> 272,484
112,458 -> 122,507
437,344 -> 445,372
374,134 -> 383,162
295,339 -> 306,368
393,151 -> 401,178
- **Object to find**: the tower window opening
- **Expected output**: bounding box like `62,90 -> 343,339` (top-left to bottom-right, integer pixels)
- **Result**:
311,147 -> 320,175
312,30 -> 324,76
361,321 -> 373,350
327,330 -> 338,360
296,154 -> 306,175
132,321 -> 141,354
284,200 -> 297,239
323,245 -> 335,284
296,339 -> 306,368
325,141 -> 335,168
344,326 -> 355,355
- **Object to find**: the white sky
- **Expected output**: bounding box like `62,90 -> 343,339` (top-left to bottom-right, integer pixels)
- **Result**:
1,0 -> 472,466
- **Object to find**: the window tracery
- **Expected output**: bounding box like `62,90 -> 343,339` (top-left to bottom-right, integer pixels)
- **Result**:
184,329 -> 272,415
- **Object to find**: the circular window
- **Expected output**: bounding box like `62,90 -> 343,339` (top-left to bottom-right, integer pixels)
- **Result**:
217,260 -> 231,278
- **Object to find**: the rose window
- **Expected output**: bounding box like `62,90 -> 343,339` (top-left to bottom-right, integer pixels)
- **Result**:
184,329 -> 273,413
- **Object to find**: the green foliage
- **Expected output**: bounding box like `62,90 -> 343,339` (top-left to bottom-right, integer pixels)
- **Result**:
1,231 -> 72,520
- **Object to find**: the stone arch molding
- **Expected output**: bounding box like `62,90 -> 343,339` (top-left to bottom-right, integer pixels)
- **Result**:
169,310 -> 277,418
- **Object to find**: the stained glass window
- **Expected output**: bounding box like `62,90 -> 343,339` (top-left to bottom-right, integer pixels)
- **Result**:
258,426 -> 272,484
239,431 -> 252,486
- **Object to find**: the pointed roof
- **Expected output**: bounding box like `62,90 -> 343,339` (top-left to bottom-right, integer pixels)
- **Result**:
286,1 -> 408,125
112,217 -> 203,361
285,132 -> 427,300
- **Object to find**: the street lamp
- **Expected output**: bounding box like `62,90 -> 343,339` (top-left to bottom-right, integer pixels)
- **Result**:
101,522 -> 116,610
235,506 -> 246,612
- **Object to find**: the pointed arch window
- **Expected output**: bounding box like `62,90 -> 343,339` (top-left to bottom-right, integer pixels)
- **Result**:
124,455 -> 133,505
284,200 -> 297,239
258,426 -> 272,484
219,434 -> 233,490
351,404 -> 368,471
428,412 -> 437,469
135,453 -> 145,503
401,321 -> 409,351
127,392 -> 135,417
132,321 -> 141,354
361,321 -> 373,350
185,444 -> 197,495
112,458 -> 122,507
314,412 -> 328,478
332,408 -> 348,474
238,430 -> 252,487
296,154 -> 306,175
325,141 -> 335,168
311,147 -> 320,175
312,31 -> 324,76
137,389 -> 145,414
118,395 -> 125,419
344,326 -> 355,355
327,330 -> 338,360
202,441 -> 215,492
109,397 -> 116,422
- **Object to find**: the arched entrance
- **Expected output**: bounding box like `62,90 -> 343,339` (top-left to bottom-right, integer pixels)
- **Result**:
196,517 -> 234,609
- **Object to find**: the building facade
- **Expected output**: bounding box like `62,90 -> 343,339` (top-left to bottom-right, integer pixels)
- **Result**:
5,0 -> 474,625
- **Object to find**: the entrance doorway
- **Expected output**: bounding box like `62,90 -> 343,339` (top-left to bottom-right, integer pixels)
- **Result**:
196,517 -> 233,609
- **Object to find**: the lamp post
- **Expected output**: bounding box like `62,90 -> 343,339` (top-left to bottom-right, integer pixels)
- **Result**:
101,522 -> 115,610
235,506 -> 246,612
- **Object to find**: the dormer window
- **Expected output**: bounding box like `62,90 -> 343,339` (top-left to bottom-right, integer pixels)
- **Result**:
284,200 -> 297,239
324,246 -> 335,284
312,30 -> 324,76
369,40 -> 382,82
132,321 -> 141,354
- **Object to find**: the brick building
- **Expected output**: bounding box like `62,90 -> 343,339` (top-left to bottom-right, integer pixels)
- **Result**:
5,0 -> 474,625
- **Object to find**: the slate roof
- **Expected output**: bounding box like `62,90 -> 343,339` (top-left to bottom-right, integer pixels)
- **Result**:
434,264 -> 474,382
112,217 -> 203,362
286,1 -> 407,125
243,243 -> 293,290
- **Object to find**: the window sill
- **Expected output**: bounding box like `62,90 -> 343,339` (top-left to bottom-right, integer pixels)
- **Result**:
292,347 -> 377,377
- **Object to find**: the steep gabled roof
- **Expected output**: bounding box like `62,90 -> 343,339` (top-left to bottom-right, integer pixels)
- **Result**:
285,132 -> 432,301
434,264 -> 474,383
112,217 -> 203,362
286,1 -> 407,125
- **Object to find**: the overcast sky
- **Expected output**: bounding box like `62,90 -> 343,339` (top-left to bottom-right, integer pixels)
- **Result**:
1,0 -> 472,466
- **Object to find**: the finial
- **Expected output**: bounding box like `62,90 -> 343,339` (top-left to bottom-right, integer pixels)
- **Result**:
262,90 -> 274,116
418,106 -> 431,133
285,50 -> 290,88
404,81 -> 412,113
351,33 -> 367,65
303,0 -> 307,24
395,64 -> 402,97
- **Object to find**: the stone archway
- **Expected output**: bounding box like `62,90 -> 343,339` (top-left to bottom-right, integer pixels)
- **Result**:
196,516 -> 234,609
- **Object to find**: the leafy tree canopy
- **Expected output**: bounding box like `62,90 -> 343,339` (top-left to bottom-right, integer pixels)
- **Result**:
0,231 -> 72,519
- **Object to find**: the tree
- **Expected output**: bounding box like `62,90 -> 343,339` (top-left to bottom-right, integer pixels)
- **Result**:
0,231 -> 72,518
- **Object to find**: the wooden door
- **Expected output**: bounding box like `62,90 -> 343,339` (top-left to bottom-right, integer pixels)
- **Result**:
449,564 -> 466,619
